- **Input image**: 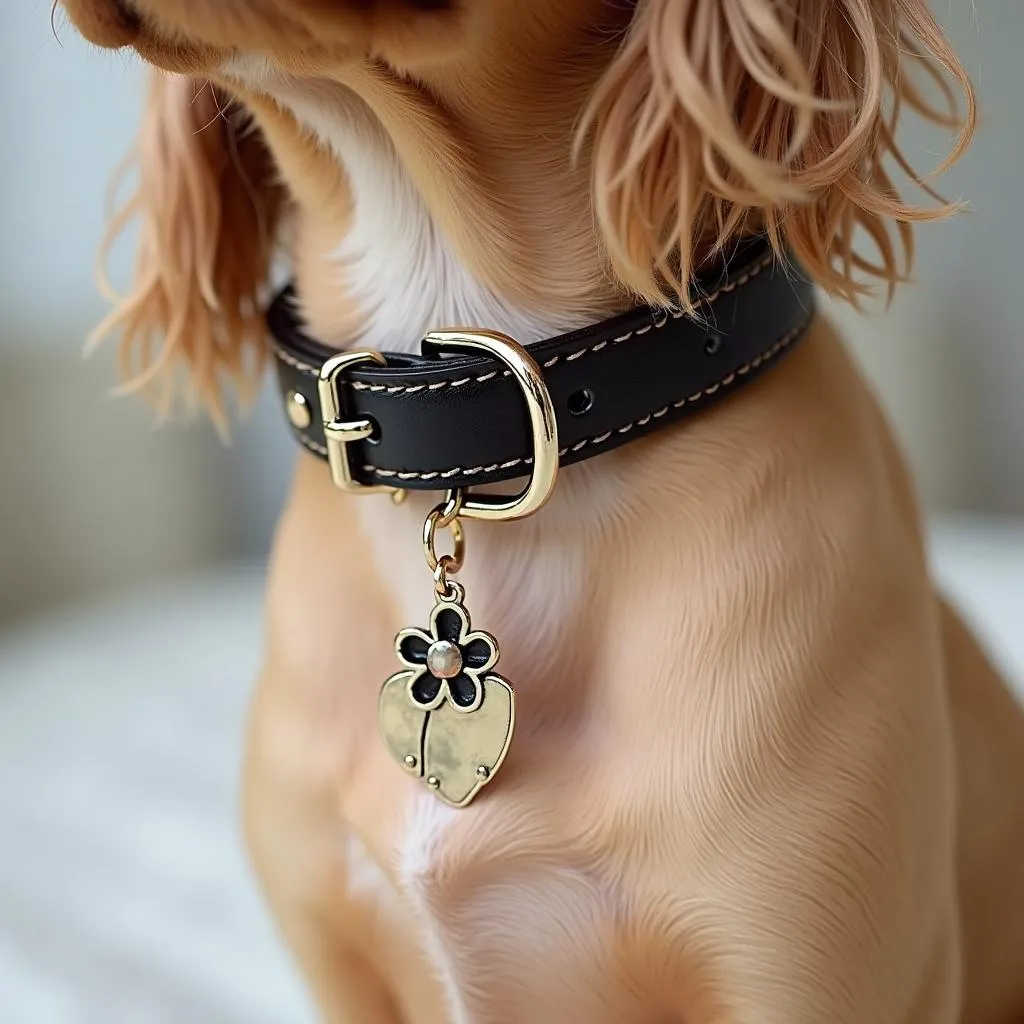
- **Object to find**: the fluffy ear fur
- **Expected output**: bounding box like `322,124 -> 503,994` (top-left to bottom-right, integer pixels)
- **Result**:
93,71 -> 285,430
582,0 -> 976,307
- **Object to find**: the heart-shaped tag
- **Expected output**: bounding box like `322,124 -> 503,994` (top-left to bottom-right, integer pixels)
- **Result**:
379,669 -> 516,807
378,584 -> 516,807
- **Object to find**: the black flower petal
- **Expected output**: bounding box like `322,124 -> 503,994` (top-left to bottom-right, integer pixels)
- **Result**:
399,632 -> 430,665
435,607 -> 463,644
448,673 -> 480,709
411,674 -> 443,707
462,636 -> 494,669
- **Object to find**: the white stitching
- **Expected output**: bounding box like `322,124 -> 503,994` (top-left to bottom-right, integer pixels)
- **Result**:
358,318 -> 804,483
294,432 -> 328,457
277,251 -> 778,393
275,347 -> 320,375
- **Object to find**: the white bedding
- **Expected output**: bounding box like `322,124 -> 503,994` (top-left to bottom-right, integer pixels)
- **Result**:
0,516 -> 1021,1024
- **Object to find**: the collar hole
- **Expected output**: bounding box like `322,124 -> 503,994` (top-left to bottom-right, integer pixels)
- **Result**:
567,388 -> 595,417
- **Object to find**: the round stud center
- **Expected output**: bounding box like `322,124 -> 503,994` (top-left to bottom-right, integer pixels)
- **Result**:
427,640 -> 463,679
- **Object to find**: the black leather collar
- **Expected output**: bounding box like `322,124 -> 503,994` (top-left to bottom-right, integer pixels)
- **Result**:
270,237 -> 815,492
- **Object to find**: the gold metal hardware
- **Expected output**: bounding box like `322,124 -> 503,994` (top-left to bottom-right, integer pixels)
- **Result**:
423,491 -> 466,597
432,555 -> 459,599
377,328 -> 559,806
379,499 -> 515,808
422,329 -> 559,522
318,350 -> 402,499
285,390 -> 312,429
422,507 -> 465,575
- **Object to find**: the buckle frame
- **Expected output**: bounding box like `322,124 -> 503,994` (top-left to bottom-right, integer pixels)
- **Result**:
422,329 -> 559,522
318,350 -> 401,497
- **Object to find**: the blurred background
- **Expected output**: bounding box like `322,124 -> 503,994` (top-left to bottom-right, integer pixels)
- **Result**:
1,1 -> 1022,1022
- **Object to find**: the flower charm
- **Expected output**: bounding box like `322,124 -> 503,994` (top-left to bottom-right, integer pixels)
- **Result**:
395,599 -> 498,714
380,586 -> 515,808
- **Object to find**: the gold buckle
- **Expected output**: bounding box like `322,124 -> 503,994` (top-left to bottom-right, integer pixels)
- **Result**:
422,330 -> 559,522
318,350 -> 401,497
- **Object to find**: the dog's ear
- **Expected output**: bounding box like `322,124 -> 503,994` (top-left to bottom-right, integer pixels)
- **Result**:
583,0 -> 975,308
93,71 -> 286,431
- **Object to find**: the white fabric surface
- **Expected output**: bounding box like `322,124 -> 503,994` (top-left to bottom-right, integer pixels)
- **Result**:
0,516 -> 1022,1023
0,566 -> 314,1024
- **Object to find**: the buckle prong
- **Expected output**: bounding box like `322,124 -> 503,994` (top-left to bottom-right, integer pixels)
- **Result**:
318,350 -> 401,498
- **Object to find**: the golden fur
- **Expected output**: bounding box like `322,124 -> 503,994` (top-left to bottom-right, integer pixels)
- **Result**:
91,72 -> 285,430
59,0 -> 1024,1021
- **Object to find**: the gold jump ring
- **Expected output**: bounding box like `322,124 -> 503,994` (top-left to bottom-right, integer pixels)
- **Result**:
433,554 -> 462,598
436,488 -> 464,529
422,505 -> 465,575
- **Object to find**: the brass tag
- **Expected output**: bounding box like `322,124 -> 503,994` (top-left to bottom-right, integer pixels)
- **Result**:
379,585 -> 515,808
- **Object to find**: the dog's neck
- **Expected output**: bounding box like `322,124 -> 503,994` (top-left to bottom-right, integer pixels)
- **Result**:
226,57 -> 636,666
330,92 -> 622,656
285,86 -> 601,353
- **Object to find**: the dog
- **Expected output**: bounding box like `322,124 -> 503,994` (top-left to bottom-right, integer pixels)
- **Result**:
60,1 -> 1024,1021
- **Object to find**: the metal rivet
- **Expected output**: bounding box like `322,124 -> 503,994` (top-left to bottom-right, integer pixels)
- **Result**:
404,754 -> 418,770
286,390 -> 311,429
427,776 -> 441,790
476,766 -> 490,780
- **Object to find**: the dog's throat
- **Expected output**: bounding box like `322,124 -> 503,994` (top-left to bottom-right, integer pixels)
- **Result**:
269,235 -> 816,807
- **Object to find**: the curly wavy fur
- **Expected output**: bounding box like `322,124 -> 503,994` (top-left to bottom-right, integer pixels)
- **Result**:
93,0 -> 973,416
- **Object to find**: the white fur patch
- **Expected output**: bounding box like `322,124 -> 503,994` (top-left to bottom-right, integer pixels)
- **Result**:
344,830 -> 401,909
397,791 -> 461,891
312,109 -> 584,354
398,794 -> 469,1024
223,56 -> 585,353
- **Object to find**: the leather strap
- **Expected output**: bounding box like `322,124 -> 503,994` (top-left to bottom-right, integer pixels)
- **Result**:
270,238 -> 815,491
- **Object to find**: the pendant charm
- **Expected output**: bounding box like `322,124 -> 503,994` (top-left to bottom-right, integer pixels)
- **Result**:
379,581 -> 515,807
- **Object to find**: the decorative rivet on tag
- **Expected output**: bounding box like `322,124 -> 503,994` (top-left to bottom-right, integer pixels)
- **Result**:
286,390 -> 312,429
427,639 -> 463,678
427,776 -> 441,790
404,754 -> 418,770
